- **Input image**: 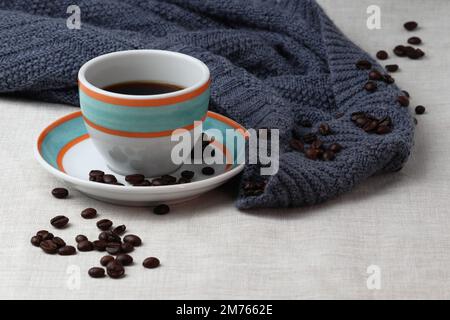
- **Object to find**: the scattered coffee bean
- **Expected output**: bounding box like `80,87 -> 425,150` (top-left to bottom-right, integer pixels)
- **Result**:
161,175 -> 177,185
385,64 -> 399,73
75,234 -> 88,243
305,148 -> 320,160
40,239 -> 58,254
37,230 -> 54,241
89,170 -> 104,178
50,215 -> 69,229
302,133 -> 317,144
100,255 -> 115,267
397,95 -> 410,107
96,219 -> 113,231
121,242 -> 134,253
329,143 -> 343,153
404,21 -> 418,31
181,170 -> 195,180
143,257 -> 160,269
383,74 -> 395,84
394,45 -> 406,57
103,174 -> 117,184
369,70 -> 383,80
90,175 -> 104,183
402,90 -> 410,98
408,36 -> 422,45
363,120 -> 379,132
356,60 -> 372,70
31,235 -> 42,247
58,245 -> 76,256
322,150 -> 335,161
311,139 -> 323,149
81,208 -> 97,219
51,188 -> 68,199
77,240 -> 94,252
133,180 -> 152,186
415,105 -> 426,115
318,123 -> 332,136
177,177 -> 191,184
125,174 -> 145,185
123,235 -> 142,247
376,50 -> 388,60
351,112 -> 393,135
150,178 -> 165,186
99,231 -> 121,243
407,47 -> 425,60
364,81 -> 377,93
290,138 -> 304,152
93,240 -> 108,251
376,126 -> 392,134
88,267 -> 105,278
116,254 -> 133,266
106,261 -> 125,279
106,242 -> 122,255
112,225 -> 126,235
153,204 -> 170,215
201,167 -> 215,175
52,237 -> 66,248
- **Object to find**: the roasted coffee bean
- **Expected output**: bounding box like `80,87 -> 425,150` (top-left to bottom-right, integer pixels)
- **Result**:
414,118 -> 418,125
369,70 -> 383,81
242,180 -> 266,196
408,36 -> 422,45
181,170 -> 195,180
356,60 -> 372,70
355,117 -> 368,127
52,237 -> 66,248
133,180 -> 152,187
125,174 -> 145,185
407,47 -> 425,60
161,175 -> 177,185
143,257 -> 160,269
75,234 -> 88,243
364,81 -> 377,93
37,230 -> 54,241
397,95 -> 410,107
106,242 -> 122,255
93,240 -> 108,251
112,225 -> 126,235
404,21 -> 418,31
311,139 -> 323,149
88,267 -> 105,278
116,254 -> 133,266
50,215 -> 69,229
99,231 -> 121,243
81,208 -> 97,219
329,143 -> 343,153
77,240 -> 94,252
89,170 -> 104,178
376,126 -> 392,134
402,90 -> 410,98
302,133 -> 317,144
100,255 -> 115,267
305,148 -> 320,160
106,261 -> 125,278
103,174 -> 117,184
376,50 -> 388,60
415,105 -> 426,115
318,123 -> 332,136
150,178 -> 165,186
123,235 -> 142,247
58,245 -> 76,256
153,204 -> 170,215
290,139 -> 304,152
51,188 -> 68,199
40,240 -> 58,254
322,150 -> 335,161
177,177 -> 191,184
378,116 -> 392,128
385,64 -> 399,73
96,219 -> 113,231
363,120 -> 379,132
201,167 -> 215,175
393,45 -> 406,57
121,242 -> 134,254
351,112 -> 366,121
31,235 -> 42,247
383,74 -> 395,84
90,175 -> 104,183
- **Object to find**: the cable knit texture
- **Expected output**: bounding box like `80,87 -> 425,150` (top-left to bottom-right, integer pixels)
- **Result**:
0,0 -> 414,209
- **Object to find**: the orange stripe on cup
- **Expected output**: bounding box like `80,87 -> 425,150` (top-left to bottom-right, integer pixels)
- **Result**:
56,134 -> 90,172
79,79 -> 211,107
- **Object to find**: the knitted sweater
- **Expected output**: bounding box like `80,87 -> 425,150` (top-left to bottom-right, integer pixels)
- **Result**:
0,0 -> 414,209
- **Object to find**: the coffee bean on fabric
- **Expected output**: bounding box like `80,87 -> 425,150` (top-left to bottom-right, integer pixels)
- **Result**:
81,208 -> 97,219
96,219 -> 113,230
106,261 -> 125,278
415,105 -> 426,115
181,170 -> 195,180
201,167 -> 215,175
369,70 -> 383,80
322,150 -> 335,161
123,235 -> 142,247
153,204 -> 170,215
40,240 -> 58,254
50,215 -> 69,229
364,81 -> 377,93
302,133 -> 317,144
31,235 -> 42,247
106,242 -> 122,255
290,139 -> 304,152
143,257 -> 160,269
51,188 -> 68,199
121,242 -> 134,253
88,267 -> 106,278
329,143 -> 343,153
100,255 -> 115,267
397,95 -> 410,107
75,234 -> 88,243
112,225 -> 126,235
52,237 -> 66,248
125,174 -> 145,185
404,21 -> 418,31
77,240 -> 94,252
243,180 -> 266,197
376,50 -> 388,60
383,74 -> 395,84
408,36 -> 422,45
116,254 -> 133,266
305,148 -> 320,160
356,60 -> 372,70
58,245 -> 76,256
93,240 -> 108,251
385,64 -> 399,72
37,230 -> 54,241
318,123 -> 332,136
311,139 -> 323,149
103,174 -> 117,184
376,126 -> 392,134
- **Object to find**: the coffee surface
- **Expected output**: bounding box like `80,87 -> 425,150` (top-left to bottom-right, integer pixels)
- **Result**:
103,81 -> 184,95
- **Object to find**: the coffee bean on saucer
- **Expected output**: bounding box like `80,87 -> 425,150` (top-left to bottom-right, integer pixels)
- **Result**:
96,219 -> 113,231
121,242 -> 134,253
181,170 -> 195,180
89,170 -> 104,178
133,180 -> 152,187
318,123 -> 332,136
77,240 -> 94,252
52,237 -> 66,248
106,242 -> 122,255
393,45 -> 406,57
93,240 -> 108,251
112,225 -> 126,235
369,70 -> 383,80
58,245 -> 76,256
123,235 -> 142,247
125,174 -> 145,185
50,215 -> 69,229
75,234 -> 88,243
356,60 -> 372,70
116,254 -> 133,266
37,230 -> 54,241
397,95 -> 410,107
177,177 -> 191,184
408,36 -> 422,45
90,175 -> 104,183
103,174 -> 117,184
364,81 -> 377,92
100,255 -> 115,267
81,208 -> 97,219
404,21 -> 418,31
329,143 -> 342,153
161,175 -> 177,185
201,167 -> 215,175
51,188 -> 68,199
385,64 -> 399,73
415,105 -> 426,115
113,182 -> 125,186
153,204 -> 170,215
88,267 -> 105,278
376,50 -> 388,60
99,231 -> 121,243
290,139 -> 304,152
143,257 -> 160,269
106,261 -> 125,278
31,235 -> 42,247
40,240 -> 58,254
322,150 -> 335,161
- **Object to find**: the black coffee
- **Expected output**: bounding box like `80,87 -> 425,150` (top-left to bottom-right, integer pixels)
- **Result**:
103,81 -> 185,95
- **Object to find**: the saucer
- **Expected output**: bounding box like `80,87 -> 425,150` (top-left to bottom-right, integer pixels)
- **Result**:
35,111 -> 247,206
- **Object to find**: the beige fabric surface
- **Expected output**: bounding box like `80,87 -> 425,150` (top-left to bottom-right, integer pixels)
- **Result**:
1,0 -> 450,299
